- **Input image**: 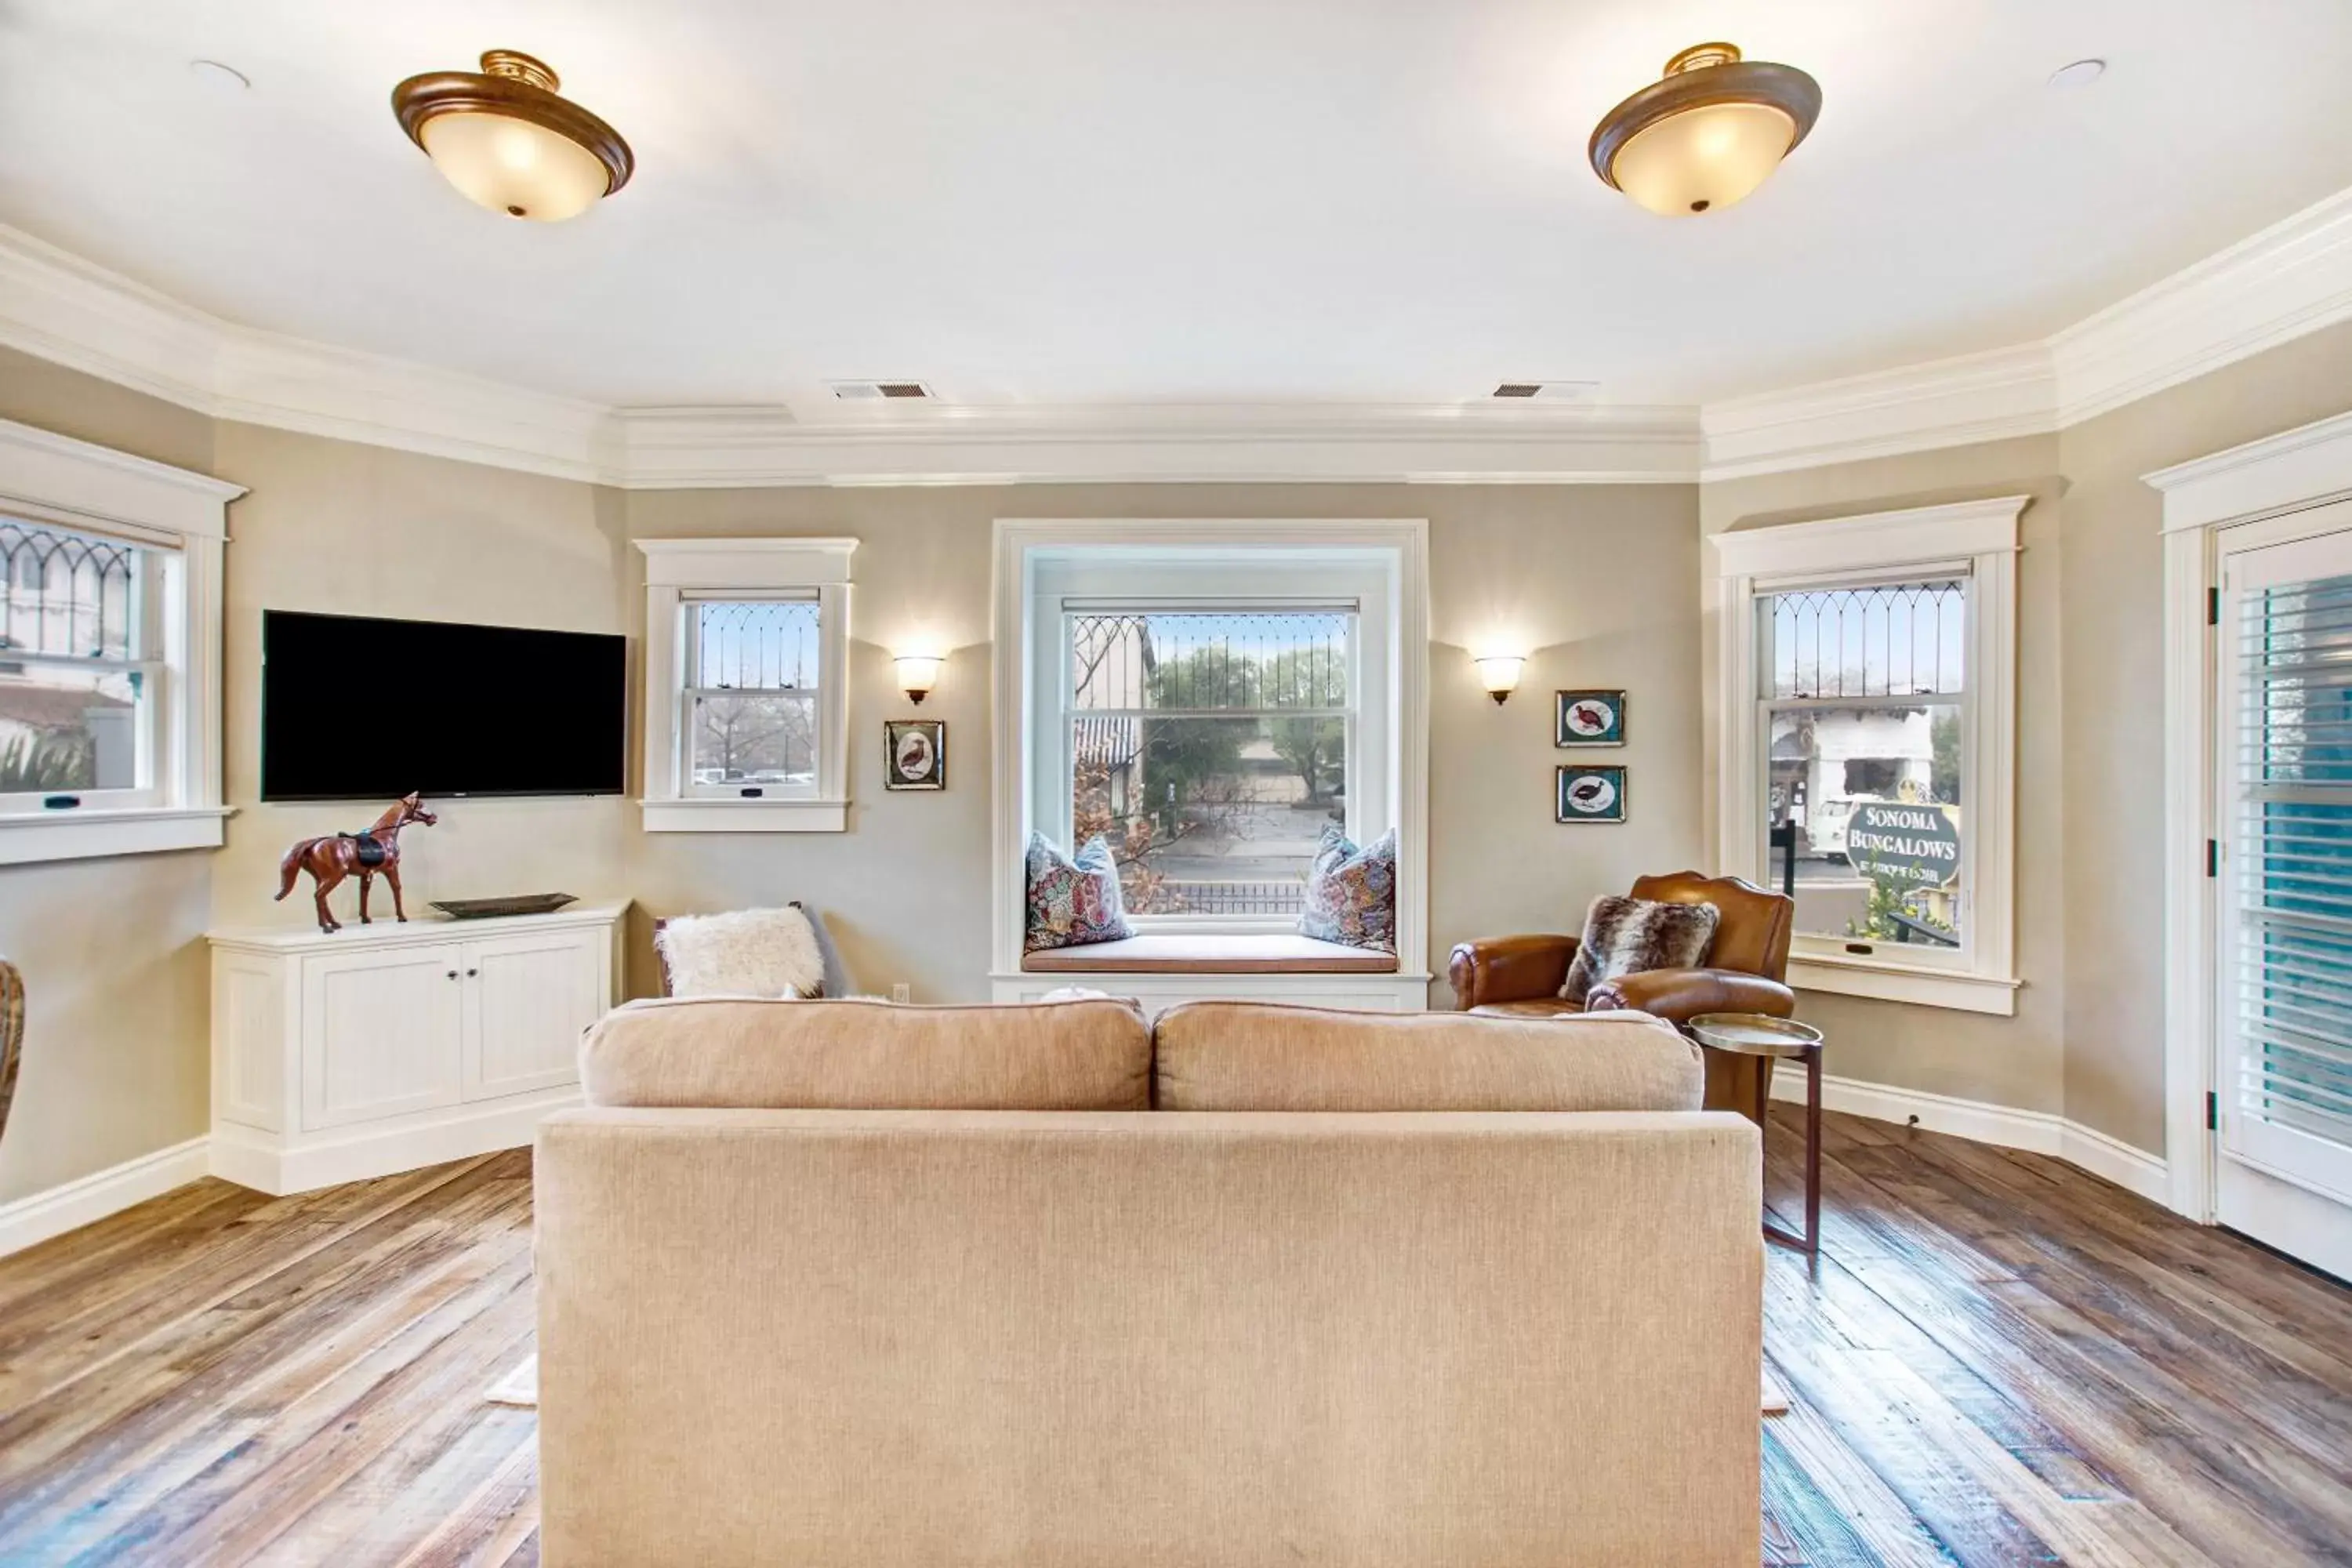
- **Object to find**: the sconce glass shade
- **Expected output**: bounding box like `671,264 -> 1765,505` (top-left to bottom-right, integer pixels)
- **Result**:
1475,655 -> 1525,703
1589,43 -> 1820,217
895,655 -> 943,704
392,50 -> 633,223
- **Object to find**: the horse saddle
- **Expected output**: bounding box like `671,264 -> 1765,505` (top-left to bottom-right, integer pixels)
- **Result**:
337,833 -> 389,868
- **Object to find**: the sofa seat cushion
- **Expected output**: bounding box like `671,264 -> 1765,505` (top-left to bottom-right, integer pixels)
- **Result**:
1153,1001 -> 1700,1112
1021,934 -> 1399,975
581,996 -> 1152,1111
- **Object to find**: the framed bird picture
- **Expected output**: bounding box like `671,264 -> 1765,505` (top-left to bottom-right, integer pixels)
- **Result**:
884,720 -> 946,790
1556,764 -> 1626,824
1555,689 -> 1625,747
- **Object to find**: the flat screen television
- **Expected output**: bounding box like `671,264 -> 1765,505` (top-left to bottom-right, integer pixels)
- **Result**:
260,611 -> 626,801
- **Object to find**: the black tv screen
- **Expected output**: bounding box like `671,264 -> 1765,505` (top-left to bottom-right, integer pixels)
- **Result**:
260,611 -> 626,801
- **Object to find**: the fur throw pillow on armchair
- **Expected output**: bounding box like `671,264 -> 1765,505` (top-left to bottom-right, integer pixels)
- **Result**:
1561,895 -> 1721,1006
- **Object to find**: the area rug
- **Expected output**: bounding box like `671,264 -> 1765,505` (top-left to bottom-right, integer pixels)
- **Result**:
485,1353 -> 537,1408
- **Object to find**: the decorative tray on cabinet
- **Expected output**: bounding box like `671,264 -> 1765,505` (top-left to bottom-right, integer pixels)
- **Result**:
427,893 -> 579,920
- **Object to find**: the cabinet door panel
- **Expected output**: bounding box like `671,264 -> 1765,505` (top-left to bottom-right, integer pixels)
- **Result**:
463,931 -> 601,1100
300,944 -> 464,1130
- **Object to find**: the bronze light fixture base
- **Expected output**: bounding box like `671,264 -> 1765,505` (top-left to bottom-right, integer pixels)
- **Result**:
1588,42 -> 1821,211
391,49 -> 635,204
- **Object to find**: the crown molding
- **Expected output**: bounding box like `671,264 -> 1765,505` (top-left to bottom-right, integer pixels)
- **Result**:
2053,184 -> 2352,428
612,401 -> 1701,488
1700,183 -> 2352,481
1700,343 -> 2059,483
0,225 -> 613,484
5,181 -> 2351,491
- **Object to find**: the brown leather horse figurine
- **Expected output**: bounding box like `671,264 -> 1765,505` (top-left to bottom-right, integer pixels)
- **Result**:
275,793 -> 437,933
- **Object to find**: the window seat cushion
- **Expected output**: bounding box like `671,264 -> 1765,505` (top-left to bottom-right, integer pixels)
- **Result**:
1020,934 -> 1399,975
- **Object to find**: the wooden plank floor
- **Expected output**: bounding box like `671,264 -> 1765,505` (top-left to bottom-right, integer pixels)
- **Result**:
0,1112 -> 2346,1565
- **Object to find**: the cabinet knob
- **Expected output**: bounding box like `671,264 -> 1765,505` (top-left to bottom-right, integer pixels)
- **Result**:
446,970 -> 459,980
466,968 -> 479,978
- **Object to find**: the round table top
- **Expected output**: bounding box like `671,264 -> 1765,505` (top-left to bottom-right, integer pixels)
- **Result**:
1683,1012 -> 1823,1059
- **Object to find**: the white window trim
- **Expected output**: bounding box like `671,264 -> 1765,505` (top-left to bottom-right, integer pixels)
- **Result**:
989,519 -> 1430,991
2149,406 -> 2352,1224
0,417 -> 240,866
636,537 -> 855,833
1709,495 -> 2026,1015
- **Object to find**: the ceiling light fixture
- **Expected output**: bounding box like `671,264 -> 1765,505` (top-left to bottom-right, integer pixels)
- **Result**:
391,50 -> 633,223
1589,42 -> 1821,217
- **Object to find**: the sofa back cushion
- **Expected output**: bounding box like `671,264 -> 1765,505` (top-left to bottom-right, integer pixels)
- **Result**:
1152,1001 -> 1701,1112
582,996 -> 1152,1111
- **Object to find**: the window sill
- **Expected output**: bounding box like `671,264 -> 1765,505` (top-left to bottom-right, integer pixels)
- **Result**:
0,806 -> 232,867
1020,934 -> 1400,975
639,797 -> 848,834
1788,952 -> 2020,1016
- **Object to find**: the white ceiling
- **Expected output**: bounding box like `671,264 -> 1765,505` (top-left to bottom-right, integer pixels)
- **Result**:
2,0 -> 2350,419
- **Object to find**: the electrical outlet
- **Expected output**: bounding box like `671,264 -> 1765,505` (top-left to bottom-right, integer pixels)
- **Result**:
890,982 -> 912,1004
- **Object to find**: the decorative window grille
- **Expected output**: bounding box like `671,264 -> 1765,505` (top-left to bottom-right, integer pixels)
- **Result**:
1063,608 -> 1353,916
1757,578 -> 1969,952
684,598 -> 822,796
0,518 -> 152,799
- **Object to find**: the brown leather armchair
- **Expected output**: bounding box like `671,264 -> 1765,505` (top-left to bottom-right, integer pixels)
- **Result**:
1448,872 -> 1797,1114
1447,870 -> 1796,1026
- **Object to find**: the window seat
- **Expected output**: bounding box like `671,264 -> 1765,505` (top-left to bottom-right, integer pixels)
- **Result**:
1021,935 -> 1399,975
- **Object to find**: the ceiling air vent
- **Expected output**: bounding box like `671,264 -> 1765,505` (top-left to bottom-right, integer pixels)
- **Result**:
1491,380 -> 1599,401
829,379 -> 935,401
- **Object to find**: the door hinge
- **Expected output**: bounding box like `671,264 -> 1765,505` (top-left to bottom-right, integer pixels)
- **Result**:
2209,586 -> 2220,626
2206,1090 -> 2219,1132
2207,839 -> 2220,878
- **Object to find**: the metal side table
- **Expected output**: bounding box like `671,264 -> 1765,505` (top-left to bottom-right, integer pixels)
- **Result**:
1685,1012 -> 1824,1255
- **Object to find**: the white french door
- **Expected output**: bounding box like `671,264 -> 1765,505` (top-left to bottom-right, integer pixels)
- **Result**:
2216,512 -> 2352,1278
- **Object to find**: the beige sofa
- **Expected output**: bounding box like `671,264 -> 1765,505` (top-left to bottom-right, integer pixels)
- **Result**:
536,996 -> 1763,1566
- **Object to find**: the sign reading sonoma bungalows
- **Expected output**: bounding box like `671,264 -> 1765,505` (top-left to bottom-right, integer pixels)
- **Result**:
1846,803 -> 1960,888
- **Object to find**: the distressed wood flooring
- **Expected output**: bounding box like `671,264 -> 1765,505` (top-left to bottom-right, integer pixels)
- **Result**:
0,1111 -> 2345,1565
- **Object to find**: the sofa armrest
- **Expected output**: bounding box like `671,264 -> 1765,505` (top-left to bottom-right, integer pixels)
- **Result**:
1447,935 -> 1579,1010
1584,967 -> 1797,1026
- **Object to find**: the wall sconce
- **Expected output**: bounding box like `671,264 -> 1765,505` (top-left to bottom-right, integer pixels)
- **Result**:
895,654 -> 943,706
1474,655 -> 1525,705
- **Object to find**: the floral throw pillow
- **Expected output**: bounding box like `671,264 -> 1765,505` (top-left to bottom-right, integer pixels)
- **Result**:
1297,825 -> 1397,953
1024,833 -> 1134,952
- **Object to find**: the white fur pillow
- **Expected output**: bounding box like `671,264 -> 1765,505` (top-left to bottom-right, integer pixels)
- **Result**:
658,906 -> 827,1000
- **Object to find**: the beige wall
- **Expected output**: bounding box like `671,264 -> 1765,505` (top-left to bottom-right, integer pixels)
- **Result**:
2054,318 -> 2352,1151
1700,437 -> 2070,1119
0,347 -> 218,1203
621,482 -> 1704,1003
206,423 -> 633,929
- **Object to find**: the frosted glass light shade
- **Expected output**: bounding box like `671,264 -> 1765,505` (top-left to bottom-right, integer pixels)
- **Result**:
1610,100 -> 1798,217
1588,43 -> 1820,218
895,655 -> 943,702
419,111 -> 612,222
1475,655 -> 1525,702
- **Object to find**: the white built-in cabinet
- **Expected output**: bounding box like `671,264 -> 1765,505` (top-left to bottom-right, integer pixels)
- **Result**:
208,905 -> 624,1194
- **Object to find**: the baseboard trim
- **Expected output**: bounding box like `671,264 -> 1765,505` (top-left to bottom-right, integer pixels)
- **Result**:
0,1136 -> 213,1258
209,1091 -> 579,1196
1770,1070 -> 2169,1203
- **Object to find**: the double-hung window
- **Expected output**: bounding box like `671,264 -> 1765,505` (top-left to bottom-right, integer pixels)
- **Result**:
0,518 -> 159,810
1060,604 -> 1356,919
638,538 -> 854,833
684,597 -> 822,798
0,417 -> 238,866
1712,497 -> 2022,1014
